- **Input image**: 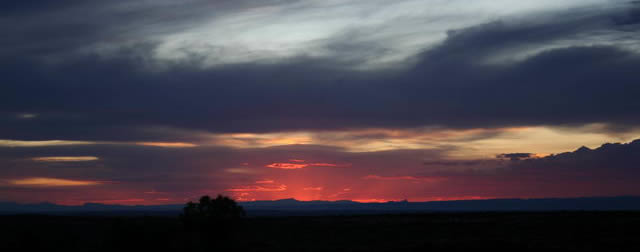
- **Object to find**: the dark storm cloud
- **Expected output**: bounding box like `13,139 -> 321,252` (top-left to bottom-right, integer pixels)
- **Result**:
486,139 -> 640,196
508,139 -> 640,174
0,1 -> 82,14
411,138 -> 640,198
614,1 -> 640,25
1,2 -> 640,141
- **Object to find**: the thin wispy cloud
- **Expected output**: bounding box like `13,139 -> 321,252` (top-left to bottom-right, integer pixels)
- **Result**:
5,177 -> 106,187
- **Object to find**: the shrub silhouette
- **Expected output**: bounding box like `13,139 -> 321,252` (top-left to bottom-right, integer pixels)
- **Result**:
181,195 -> 245,232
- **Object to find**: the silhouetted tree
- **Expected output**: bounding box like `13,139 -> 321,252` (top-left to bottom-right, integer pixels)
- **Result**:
181,195 -> 245,232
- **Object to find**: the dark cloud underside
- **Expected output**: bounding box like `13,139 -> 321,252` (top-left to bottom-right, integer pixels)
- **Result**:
2,5 -> 640,140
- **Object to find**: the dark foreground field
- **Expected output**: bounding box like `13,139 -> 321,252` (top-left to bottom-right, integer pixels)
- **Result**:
2,212 -> 640,251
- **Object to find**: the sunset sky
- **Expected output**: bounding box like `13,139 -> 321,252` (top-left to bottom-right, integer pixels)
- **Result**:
2,0 -> 640,205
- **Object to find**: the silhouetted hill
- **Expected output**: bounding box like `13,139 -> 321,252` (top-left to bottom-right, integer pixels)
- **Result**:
0,202 -> 183,215
241,196 -> 640,215
2,196 -> 640,216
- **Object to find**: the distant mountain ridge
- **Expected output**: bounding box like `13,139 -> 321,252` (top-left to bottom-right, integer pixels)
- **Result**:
2,196 -> 640,216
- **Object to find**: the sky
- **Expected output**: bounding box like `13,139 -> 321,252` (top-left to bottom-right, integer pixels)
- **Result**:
1,0 -> 640,205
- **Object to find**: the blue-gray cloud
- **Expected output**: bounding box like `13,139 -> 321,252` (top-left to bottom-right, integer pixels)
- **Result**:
0,1 -> 639,141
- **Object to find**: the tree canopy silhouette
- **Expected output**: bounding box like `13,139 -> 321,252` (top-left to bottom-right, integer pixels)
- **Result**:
181,195 -> 245,231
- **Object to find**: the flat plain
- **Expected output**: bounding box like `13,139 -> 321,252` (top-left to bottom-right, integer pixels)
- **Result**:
2,212 -> 640,251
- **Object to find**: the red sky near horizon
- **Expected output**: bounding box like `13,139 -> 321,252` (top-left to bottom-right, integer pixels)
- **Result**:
2,129 -> 640,206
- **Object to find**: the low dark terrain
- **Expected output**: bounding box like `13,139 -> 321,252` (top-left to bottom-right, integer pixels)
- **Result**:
2,212 -> 640,251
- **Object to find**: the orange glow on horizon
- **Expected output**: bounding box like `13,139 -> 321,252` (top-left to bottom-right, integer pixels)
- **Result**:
205,124 -> 640,159
6,125 -> 638,206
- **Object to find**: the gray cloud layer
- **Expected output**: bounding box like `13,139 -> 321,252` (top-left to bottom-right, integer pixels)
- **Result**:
0,1 -> 639,141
